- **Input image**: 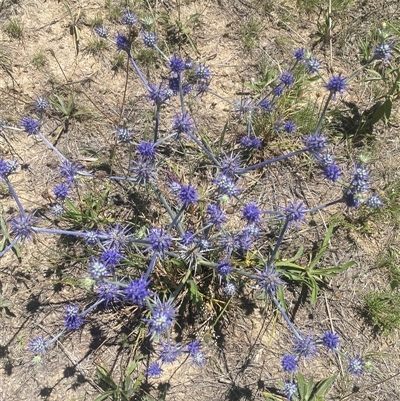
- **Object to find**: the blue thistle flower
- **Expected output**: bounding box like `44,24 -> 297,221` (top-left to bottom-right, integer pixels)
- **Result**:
272,85 -> 284,97
0,159 -> 10,180
178,184 -> 198,206
168,77 -> 180,95
123,276 -> 152,306
280,201 -> 307,227
100,248 -> 123,268
305,57 -> 320,74
59,160 -> 83,185
217,260 -> 233,277
146,296 -> 176,338
116,126 -> 133,142
303,134 -> 328,152
6,159 -> 18,175
35,96 -> 50,112
88,258 -> 109,281
115,34 -> 131,52
146,227 -> 172,258
367,193 -> 384,208
141,31 -> 157,47
322,331 -> 340,351
95,282 -> 122,307
28,336 -> 49,355
84,230 -> 100,245
147,362 -> 163,377
159,341 -> 182,364
181,230 -> 195,246
50,204 -> 64,217
373,41 -> 393,62
279,71 -> 294,87
219,153 -> 242,177
94,25 -> 108,38
187,341 -> 206,366
242,202 -> 262,223
223,282 -> 237,296
137,141 -> 156,160
213,174 -> 242,199
130,159 -> 156,184
294,48 -> 305,61
206,203 -> 227,227
102,224 -> 132,249
21,117 -> 40,135
281,354 -> 298,372
348,355 -> 364,376
121,10 -> 137,26
255,265 -> 284,296
169,54 -> 185,74
148,83 -> 171,105
10,213 -> 38,241
53,183 -> 69,200
64,304 -> 84,330
172,113 -> 195,137
325,73 -> 348,98
293,334 -> 318,359
195,64 -> 211,80
345,192 -> 361,208
258,99 -> 274,112
239,135 -> 261,149
283,121 -> 296,133
323,163 -> 341,182
282,380 -> 298,400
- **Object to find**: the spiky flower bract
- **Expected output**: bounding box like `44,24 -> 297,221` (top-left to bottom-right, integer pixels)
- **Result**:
223,282 -> 237,296
95,282 -> 122,307
28,336 -> 49,355
0,159 -> 10,180
255,265 -> 284,296
217,260 -> 232,277
121,10 -> 137,26
279,71 -> 294,87
178,184 -> 198,206
35,96 -> 50,112
282,380 -> 298,401
53,183 -> 69,200
159,341 -> 182,364
147,362 -> 163,377
219,153 -> 242,177
293,48 -> 305,61
64,304 -> 84,330
141,31 -> 157,47
94,25 -> 108,38
281,354 -> 298,372
305,57 -> 320,74
10,213 -> 38,241
323,163 -> 341,182
146,228 -> 172,258
59,160 -> 83,185
283,121 -> 296,134
148,83 -> 170,105
322,331 -> 340,351
187,341 -> 206,367
123,276 -> 152,306
88,258 -> 109,281
100,248 -> 123,268
325,73 -> 348,98
137,141 -> 156,160
206,203 -> 227,227
116,126 -> 133,142
258,99 -> 274,112
115,34 -> 131,52
172,113 -> 195,137
21,117 -> 40,135
146,296 -> 176,339
280,201 -> 307,227
293,334 -> 318,359
213,174 -> 242,199
85,230 -> 100,245
303,134 -> 328,152
373,41 -> 393,62
102,224 -> 132,249
195,64 -> 211,80
169,54 -> 185,74
242,202 -> 262,223
131,159 -> 156,185
348,355 -> 364,376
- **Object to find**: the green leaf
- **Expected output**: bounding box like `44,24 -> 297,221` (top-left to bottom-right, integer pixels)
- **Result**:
218,121 -> 229,152
93,391 -> 114,401
309,222 -> 334,270
312,374 -> 337,398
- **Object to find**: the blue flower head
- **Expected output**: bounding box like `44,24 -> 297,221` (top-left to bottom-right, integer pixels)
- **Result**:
294,48 -> 305,61
178,184 -> 198,206
293,334 -> 318,359
305,57 -> 320,74
35,96 -> 50,112
147,362 -> 163,377
281,354 -> 298,372
88,258 -> 109,281
145,296 -> 176,339
121,10 -> 137,26
123,276 -> 152,306
348,355 -> 364,376
283,380 -> 298,401
279,71 -> 294,87
367,194 -> 384,208
258,99 -> 274,112
137,141 -> 156,160
322,331 -> 340,351
64,304 -> 84,330
141,31 -> 157,47
172,113 -> 195,137
323,163 -> 341,182
10,213 -> 38,241
280,201 -> 307,227
59,160 -> 83,185
28,336 -> 49,355
206,203 -> 227,227
242,202 -> 262,223
148,83 -> 171,105
116,126 -> 133,142
146,227 -> 172,258
283,121 -> 296,134
130,159 -> 156,185
303,134 -> 328,152
115,34 -> 131,52
217,260 -> 233,277
95,282 -> 122,307
219,153 -> 242,177
159,341 -> 182,364
169,54 -> 185,74
21,117 -> 40,135
255,265 -> 284,296
195,64 -> 211,80
94,25 -> 108,38
53,183 -> 69,200
325,73 -> 348,98
373,41 -> 393,62
273,85 -> 284,97
100,248 -> 123,268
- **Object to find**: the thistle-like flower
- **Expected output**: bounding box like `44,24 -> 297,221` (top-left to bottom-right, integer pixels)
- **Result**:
147,362 -> 163,377
121,10 -> 137,26
305,57 -> 320,74
10,213 -> 38,241
293,334 -> 318,359
280,201 -> 307,227
322,331 -> 340,351
146,227 -> 172,258
206,203 -> 227,227
116,126 -> 133,142
293,48 -> 305,61
28,336 -> 49,355
115,34 -> 131,52
281,354 -> 298,372
172,113 -> 195,137
242,202 -> 262,224
141,31 -> 157,47
123,276 -> 152,306
64,304 -> 84,330
279,71 -> 294,87
94,25 -> 108,38
324,73 -> 348,98
348,355 -> 364,376
169,54 -> 185,74
21,117 -> 40,135
254,265 -> 284,296
217,260 -> 233,277
178,184 -> 198,207
145,296 -> 176,338
88,258 -> 109,281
